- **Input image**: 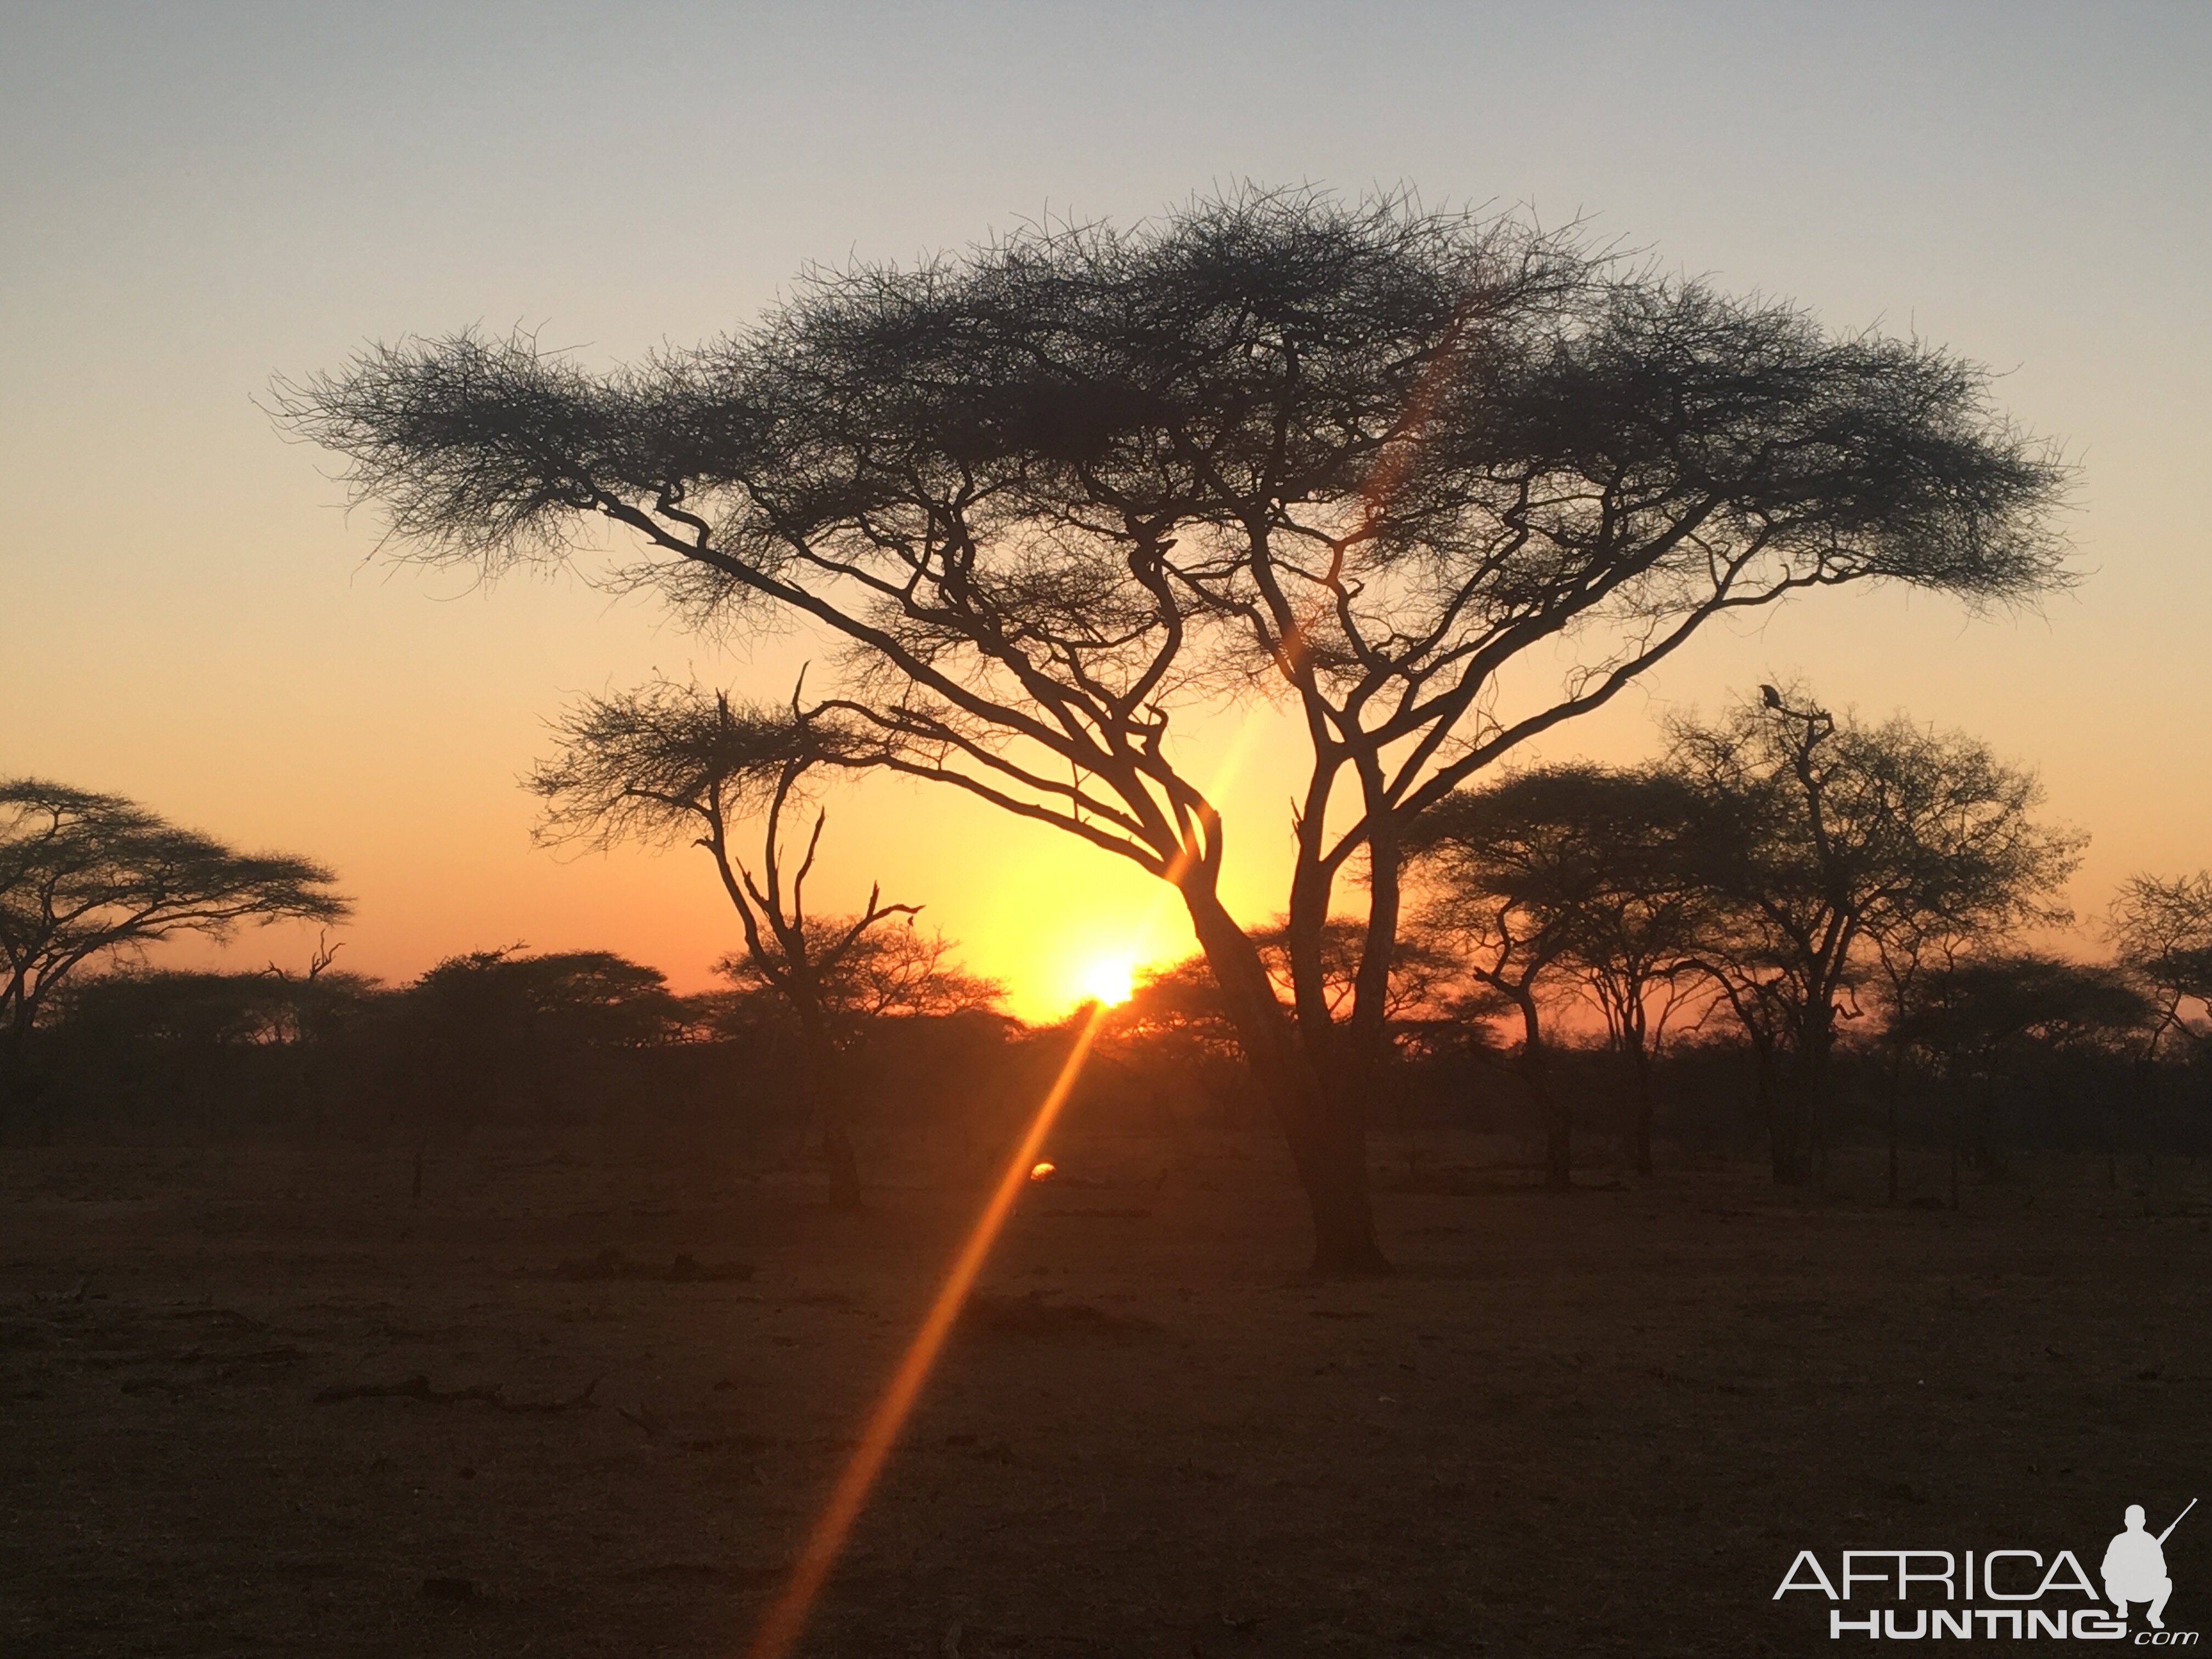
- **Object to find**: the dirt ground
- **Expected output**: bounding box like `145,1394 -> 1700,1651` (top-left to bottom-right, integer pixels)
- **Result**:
3,1132 -> 2208,1657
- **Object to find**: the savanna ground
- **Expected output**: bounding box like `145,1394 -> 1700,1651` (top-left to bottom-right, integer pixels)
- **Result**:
4,1127 -> 2207,1658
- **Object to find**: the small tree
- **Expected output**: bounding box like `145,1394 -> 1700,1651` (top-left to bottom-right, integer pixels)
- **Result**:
1892,953 -> 2150,1206
2109,872 -> 2212,1058
1491,768 -> 1721,1177
1667,687 -> 2081,1185
0,778 -> 348,1135
526,681 -> 986,1207
1405,768 -> 1635,1187
387,946 -> 688,1199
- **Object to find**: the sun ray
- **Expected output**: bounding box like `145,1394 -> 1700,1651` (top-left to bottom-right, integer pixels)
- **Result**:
743,1001 -> 1110,1659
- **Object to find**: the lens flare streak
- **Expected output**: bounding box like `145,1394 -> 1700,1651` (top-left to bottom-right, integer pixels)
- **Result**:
743,1003 -> 1109,1659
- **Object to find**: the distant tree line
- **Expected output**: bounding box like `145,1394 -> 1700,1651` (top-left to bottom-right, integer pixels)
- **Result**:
1104,684 -> 2209,1205
8,667 -> 2210,1215
29,938 -> 1036,1198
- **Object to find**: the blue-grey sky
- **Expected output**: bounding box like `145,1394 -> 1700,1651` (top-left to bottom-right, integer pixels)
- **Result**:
4,1 -> 2207,1009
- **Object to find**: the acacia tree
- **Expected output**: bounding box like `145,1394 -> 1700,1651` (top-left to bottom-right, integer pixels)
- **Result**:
526,681 -> 981,1208
1418,765 -> 1719,1177
1891,953 -> 2149,1207
1668,687 -> 2081,1185
0,778 -> 348,1132
1407,765 -> 1673,1186
391,946 -> 687,1200
2109,872 -> 2212,1058
279,188 -> 2067,1268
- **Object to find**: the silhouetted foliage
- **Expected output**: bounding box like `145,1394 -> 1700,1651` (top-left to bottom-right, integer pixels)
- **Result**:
2109,871 -> 2212,1058
376,947 -> 691,1196
279,187 -> 2070,1267
716,918 -> 1001,1025
1406,768 -> 1629,1187
1892,953 -> 2153,1204
1407,765 -> 1718,1178
0,778 -> 349,1135
1664,686 -> 2081,1185
528,682 -> 997,1205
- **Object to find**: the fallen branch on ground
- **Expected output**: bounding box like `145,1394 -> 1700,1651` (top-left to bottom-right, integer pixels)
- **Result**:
313,1374 -> 600,1412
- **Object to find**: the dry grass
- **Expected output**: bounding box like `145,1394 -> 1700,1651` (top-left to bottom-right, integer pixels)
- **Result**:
2,1135 -> 2207,1656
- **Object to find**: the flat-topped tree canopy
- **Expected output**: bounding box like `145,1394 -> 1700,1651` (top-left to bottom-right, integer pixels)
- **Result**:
279,185 -> 2070,1271
0,778 -> 350,1120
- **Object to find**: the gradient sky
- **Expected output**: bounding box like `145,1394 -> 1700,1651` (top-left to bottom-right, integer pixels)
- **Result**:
4,1 -> 2208,1019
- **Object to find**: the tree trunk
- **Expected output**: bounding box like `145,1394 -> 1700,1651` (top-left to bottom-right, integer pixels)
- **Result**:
1754,1056 -> 1788,1183
1181,882 -> 1387,1273
820,1113 -> 864,1212
797,1011 -> 862,1212
1776,998 -> 1836,1190
1760,1054 -> 1814,1187
1626,1026 -> 1656,1178
1532,1061 -> 1571,1190
1771,1031 -> 1831,1189
1884,1048 -> 1904,1206
1948,1090 -> 1963,1212
1508,993 -> 1570,1190
1340,825 -> 1404,1104
1885,1090 -> 1899,1206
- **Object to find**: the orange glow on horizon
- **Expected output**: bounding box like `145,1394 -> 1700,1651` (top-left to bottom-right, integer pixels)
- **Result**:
1028,1160 -> 1056,1181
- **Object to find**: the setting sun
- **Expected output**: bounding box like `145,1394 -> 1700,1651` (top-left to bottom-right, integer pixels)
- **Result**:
1074,954 -> 1137,1007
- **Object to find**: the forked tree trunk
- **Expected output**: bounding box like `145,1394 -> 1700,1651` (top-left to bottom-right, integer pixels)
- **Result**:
1181,884 -> 1386,1274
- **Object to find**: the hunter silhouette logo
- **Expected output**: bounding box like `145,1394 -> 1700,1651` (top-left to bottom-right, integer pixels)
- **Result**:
2107,1500 -> 2193,1630
1773,1498 -> 2198,1642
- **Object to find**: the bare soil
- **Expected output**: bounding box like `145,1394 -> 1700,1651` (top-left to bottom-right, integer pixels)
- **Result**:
3,1136 -> 2208,1656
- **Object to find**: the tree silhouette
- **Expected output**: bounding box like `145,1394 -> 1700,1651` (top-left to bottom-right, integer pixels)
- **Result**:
1891,953 -> 2150,1207
0,778 -> 348,1135
1407,765 -> 1689,1185
387,946 -> 687,1198
2109,872 -> 2212,1058
1666,687 -> 2081,1185
1425,766 -> 1719,1177
280,188 -> 2069,1268
527,681 -> 992,1206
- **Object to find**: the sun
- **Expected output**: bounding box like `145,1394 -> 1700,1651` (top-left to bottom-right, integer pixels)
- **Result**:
1073,953 -> 1136,1007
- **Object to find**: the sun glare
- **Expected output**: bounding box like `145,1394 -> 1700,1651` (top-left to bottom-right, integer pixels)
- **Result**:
1075,954 -> 1136,1007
